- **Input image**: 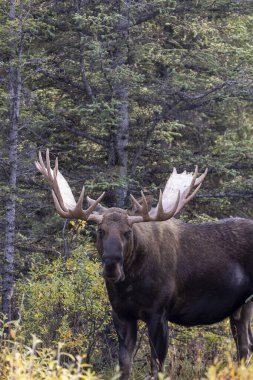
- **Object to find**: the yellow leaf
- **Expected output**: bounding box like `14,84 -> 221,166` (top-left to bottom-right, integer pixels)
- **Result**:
9,329 -> 16,340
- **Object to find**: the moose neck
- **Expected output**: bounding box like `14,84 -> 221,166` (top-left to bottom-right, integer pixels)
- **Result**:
122,219 -> 181,281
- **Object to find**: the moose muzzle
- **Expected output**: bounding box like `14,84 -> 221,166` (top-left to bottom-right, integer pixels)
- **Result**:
102,259 -> 125,282
102,255 -> 125,282
101,236 -> 125,282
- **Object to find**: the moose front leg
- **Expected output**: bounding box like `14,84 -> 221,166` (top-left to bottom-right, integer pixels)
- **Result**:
147,313 -> 169,379
112,311 -> 137,380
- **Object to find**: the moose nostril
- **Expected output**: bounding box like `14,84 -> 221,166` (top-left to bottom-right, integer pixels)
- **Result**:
105,262 -> 115,270
102,255 -> 122,266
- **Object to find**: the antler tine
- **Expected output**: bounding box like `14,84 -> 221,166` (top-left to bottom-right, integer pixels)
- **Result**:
195,167 -> 208,185
67,186 -> 85,218
76,186 -> 85,209
140,191 -> 150,220
157,190 -> 164,218
182,167 -> 208,205
50,155 -> 69,212
35,151 -> 47,177
130,192 -> 150,222
130,194 -> 143,213
53,156 -> 58,178
64,187 -> 105,220
36,150 -> 68,212
184,165 -> 198,199
175,167 -> 208,215
84,191 -> 105,219
183,182 -> 202,203
46,148 -> 54,183
52,190 -> 70,218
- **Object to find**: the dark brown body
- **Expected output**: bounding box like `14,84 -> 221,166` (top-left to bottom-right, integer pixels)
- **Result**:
97,211 -> 253,379
38,150 -> 246,378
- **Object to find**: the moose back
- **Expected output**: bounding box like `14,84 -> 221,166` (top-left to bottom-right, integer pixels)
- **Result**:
36,150 -> 253,380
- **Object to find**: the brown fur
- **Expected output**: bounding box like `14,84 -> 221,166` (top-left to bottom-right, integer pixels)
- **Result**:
95,211 -> 253,379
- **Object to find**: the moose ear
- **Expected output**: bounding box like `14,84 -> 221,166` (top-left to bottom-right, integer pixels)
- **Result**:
87,196 -> 107,215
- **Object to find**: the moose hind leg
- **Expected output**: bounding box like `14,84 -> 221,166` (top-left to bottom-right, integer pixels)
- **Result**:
246,302 -> 253,348
147,313 -> 169,379
112,311 -> 137,380
230,302 -> 253,363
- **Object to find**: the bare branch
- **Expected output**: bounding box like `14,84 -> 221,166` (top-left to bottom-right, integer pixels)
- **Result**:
178,80 -> 252,102
61,124 -> 109,147
115,9 -> 160,32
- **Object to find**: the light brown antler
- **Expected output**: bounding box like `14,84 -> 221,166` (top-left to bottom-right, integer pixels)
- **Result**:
162,166 -> 208,216
35,149 -> 105,222
128,166 -> 207,224
128,189 -> 180,224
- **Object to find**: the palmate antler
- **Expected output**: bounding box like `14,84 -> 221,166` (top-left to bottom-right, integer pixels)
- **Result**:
162,166 -> 208,216
35,149 -> 105,223
36,150 -> 207,225
128,166 -> 208,223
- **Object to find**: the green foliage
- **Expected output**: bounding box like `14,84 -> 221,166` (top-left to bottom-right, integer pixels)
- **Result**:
15,239 -> 110,364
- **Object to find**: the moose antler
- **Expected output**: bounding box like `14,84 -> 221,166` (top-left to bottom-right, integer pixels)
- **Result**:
35,149 -> 105,222
36,150 -> 207,225
162,166 -> 208,215
128,166 -> 207,224
129,190 -> 180,224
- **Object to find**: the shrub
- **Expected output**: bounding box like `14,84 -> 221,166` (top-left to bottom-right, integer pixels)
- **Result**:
205,354 -> 253,380
15,240 -> 111,367
0,333 -> 99,380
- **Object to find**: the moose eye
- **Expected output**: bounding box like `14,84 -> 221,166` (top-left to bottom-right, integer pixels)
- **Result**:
124,230 -> 132,240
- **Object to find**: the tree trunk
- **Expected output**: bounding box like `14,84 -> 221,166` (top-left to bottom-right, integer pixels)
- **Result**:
113,85 -> 129,207
2,0 -> 22,322
111,0 -> 130,207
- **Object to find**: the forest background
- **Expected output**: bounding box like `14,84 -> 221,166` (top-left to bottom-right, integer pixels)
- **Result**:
1,0 -> 253,379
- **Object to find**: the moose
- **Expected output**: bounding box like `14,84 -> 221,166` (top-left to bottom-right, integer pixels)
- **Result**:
36,149 -> 253,379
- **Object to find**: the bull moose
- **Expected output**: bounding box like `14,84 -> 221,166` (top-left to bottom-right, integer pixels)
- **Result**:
36,149 -> 253,379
